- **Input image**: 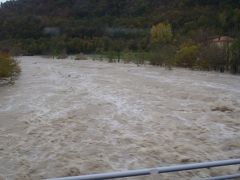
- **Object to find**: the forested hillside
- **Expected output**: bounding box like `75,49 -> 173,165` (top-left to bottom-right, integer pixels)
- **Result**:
0,0 -> 240,73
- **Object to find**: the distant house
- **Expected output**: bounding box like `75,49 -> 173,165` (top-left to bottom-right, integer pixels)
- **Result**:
210,36 -> 234,47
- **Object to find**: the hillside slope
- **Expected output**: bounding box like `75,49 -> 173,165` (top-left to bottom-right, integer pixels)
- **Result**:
0,0 -> 239,54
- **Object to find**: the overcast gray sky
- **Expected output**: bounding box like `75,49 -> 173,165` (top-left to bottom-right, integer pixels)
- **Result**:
0,0 -> 7,3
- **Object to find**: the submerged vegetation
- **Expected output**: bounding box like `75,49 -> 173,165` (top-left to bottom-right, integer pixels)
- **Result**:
0,53 -> 20,81
0,0 -> 240,73
75,53 -> 88,60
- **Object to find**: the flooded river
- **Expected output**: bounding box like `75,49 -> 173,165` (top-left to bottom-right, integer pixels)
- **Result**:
0,57 -> 240,180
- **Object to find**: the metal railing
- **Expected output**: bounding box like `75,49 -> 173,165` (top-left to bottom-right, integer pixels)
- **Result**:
47,159 -> 240,180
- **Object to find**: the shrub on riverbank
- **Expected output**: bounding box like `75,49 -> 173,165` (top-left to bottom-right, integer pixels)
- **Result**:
75,53 -> 88,60
0,53 -> 20,79
175,45 -> 199,68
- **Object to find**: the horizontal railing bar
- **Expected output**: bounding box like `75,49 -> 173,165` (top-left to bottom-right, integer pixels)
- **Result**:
201,173 -> 240,180
47,159 -> 240,180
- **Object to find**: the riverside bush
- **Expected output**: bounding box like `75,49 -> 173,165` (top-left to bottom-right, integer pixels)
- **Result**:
0,53 -> 20,79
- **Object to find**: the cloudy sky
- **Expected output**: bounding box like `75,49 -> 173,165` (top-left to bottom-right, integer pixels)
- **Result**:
0,0 -> 7,2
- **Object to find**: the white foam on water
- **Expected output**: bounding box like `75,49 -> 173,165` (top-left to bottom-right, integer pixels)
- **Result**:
0,56 -> 239,180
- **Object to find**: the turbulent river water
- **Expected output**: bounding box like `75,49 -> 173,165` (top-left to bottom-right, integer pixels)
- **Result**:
0,56 -> 240,180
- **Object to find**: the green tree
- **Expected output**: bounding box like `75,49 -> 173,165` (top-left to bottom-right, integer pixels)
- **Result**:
199,45 -> 227,72
230,39 -> 240,74
175,45 -> 199,68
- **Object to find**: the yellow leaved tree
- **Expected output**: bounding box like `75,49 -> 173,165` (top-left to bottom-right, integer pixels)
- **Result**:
150,23 -> 173,44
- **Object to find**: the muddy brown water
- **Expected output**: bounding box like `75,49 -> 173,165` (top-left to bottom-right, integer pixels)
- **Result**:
0,56 -> 240,180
